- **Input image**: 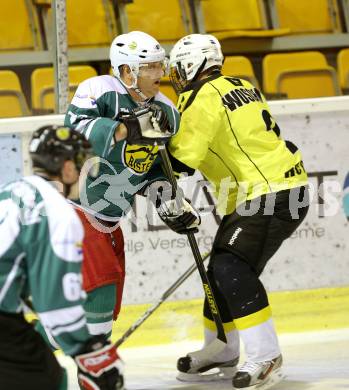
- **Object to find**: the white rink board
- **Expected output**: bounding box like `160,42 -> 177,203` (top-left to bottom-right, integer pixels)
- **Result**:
0,97 -> 348,304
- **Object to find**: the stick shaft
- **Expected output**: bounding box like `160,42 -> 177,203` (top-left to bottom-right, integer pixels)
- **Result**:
158,145 -> 227,343
114,252 -> 210,348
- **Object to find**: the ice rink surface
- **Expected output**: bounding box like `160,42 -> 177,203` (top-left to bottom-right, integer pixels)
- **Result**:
59,328 -> 349,390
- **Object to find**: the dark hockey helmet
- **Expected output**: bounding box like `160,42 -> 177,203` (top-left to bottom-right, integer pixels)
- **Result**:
29,125 -> 99,177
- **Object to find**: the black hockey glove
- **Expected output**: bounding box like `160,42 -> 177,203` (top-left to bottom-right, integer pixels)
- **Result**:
147,181 -> 201,234
118,104 -> 174,145
149,104 -> 171,131
74,335 -> 124,390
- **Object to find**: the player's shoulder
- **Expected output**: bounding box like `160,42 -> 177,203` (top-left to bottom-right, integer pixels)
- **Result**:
77,74 -> 126,100
0,179 -> 36,224
176,75 -> 222,113
22,176 -> 79,226
154,91 -> 177,109
211,75 -> 259,95
179,73 -> 223,107
24,176 -> 84,261
0,178 -> 39,206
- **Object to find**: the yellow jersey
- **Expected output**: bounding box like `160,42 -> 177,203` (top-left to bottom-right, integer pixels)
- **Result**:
168,72 -> 308,215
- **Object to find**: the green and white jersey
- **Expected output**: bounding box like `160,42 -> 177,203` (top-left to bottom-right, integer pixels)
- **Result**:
64,75 -> 180,221
0,176 -> 90,356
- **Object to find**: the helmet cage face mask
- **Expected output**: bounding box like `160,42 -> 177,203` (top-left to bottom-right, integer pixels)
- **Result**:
170,61 -> 191,95
170,57 -> 208,95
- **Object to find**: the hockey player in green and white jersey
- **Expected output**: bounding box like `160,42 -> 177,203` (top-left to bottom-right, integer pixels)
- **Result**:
64,31 -> 200,337
0,125 -> 124,390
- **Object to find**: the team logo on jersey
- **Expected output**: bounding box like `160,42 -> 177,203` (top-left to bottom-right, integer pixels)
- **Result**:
123,143 -> 158,174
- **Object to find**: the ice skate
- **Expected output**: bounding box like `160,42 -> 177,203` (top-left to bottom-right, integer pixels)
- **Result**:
176,339 -> 239,382
232,354 -> 284,390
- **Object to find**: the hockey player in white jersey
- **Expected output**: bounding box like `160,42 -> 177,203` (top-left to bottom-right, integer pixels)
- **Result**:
0,125 -> 123,390
63,30 -> 198,338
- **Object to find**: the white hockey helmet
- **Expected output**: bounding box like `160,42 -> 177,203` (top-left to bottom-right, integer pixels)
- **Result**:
110,31 -> 166,79
169,34 -> 223,94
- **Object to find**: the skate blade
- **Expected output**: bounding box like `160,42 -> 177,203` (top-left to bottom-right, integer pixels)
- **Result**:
177,366 -> 237,383
233,369 -> 285,390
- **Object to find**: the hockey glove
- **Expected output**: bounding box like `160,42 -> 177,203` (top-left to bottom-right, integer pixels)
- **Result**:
74,335 -> 124,390
147,181 -> 201,234
149,104 -> 171,132
118,104 -> 174,145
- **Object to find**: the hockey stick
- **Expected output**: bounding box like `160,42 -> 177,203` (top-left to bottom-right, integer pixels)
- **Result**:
114,251 -> 211,348
158,144 -> 227,346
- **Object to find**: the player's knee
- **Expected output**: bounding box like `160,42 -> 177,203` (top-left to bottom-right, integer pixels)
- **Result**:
212,251 -> 252,291
212,251 -> 269,317
211,251 -> 256,299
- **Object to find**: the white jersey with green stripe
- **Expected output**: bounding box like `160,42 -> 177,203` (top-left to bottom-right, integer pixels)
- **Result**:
0,175 -> 91,355
64,75 -> 180,221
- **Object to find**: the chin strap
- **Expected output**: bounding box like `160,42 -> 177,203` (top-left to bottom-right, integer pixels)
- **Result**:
117,68 -> 149,102
133,86 -> 149,101
191,58 -> 208,84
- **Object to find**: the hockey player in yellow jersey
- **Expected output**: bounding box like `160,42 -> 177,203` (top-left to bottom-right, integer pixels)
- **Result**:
168,34 -> 309,390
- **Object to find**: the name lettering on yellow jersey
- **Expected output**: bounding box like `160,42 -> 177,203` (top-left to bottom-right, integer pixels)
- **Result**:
222,87 -> 263,112
285,161 -> 306,178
